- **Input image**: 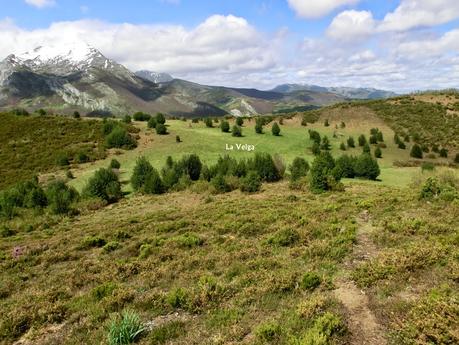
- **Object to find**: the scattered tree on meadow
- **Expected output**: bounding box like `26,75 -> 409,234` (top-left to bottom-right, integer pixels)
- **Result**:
309,130 -> 321,144
439,148 -> 448,158
73,111 -> 80,119
110,159 -> 121,169
156,113 -> 166,125
105,127 -> 137,149
240,170 -> 262,193
363,143 -> 371,154
354,154 -> 380,180
46,180 -> 79,215
236,117 -> 244,126
321,136 -> 331,150
220,120 -> 230,133
156,123 -> 168,135
398,141 -> 406,149
347,136 -> 355,148
83,168 -> 122,203
324,119 -> 330,127
374,147 -> 382,158
272,122 -> 281,136
410,144 -> 423,159
255,119 -> 263,134
143,168 -> 165,194
131,157 -> 155,191
123,115 -> 131,123
309,151 -> 338,192
289,157 -> 309,182
340,142 -> 346,151
232,125 -> 242,137
205,117 -> 213,128
312,142 -> 321,156
358,134 -> 367,147
148,117 -> 157,129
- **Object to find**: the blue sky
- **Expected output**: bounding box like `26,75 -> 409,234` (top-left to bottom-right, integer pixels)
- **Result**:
1,0 -> 459,91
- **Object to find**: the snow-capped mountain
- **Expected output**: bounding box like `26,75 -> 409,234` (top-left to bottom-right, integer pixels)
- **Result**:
135,70 -> 173,83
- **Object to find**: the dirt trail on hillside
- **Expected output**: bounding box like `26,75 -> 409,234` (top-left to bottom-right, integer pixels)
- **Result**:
333,211 -> 387,345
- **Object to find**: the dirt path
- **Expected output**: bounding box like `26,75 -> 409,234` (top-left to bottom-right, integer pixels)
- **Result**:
333,211 -> 387,345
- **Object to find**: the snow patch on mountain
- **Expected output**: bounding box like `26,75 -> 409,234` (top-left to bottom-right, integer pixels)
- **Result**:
135,70 -> 173,83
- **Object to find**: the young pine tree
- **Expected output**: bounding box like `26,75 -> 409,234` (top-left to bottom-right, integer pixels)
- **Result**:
232,125 -> 242,137
220,120 -> 230,133
374,146 -> 382,158
347,136 -> 355,148
255,119 -> 263,134
410,144 -> 423,159
358,134 -> 367,147
272,122 -> 281,136
236,117 -> 244,126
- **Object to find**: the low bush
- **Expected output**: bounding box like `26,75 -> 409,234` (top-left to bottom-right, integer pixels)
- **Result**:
240,170 -> 261,193
46,180 -> 79,214
268,228 -> 300,246
83,168 -> 122,203
301,272 -> 322,291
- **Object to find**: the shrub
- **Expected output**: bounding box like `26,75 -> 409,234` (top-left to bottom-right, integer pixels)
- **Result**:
123,115 -> 131,124
354,154 -> 380,180
455,153 -> 459,164
180,154 -> 202,181
236,117 -> 244,126
377,131 -> 384,142
103,241 -> 120,253
166,288 -> 188,309
256,322 -> 282,342
290,157 -> 310,181
312,142 -> 321,156
332,155 -> 356,179
232,125 -> 242,137
272,122 -> 281,136
110,159 -> 121,170
374,147 -> 382,158
324,119 -> 330,127
175,135 -> 181,143
46,180 -> 79,214
410,144 -> 423,159
340,142 -> 346,151
155,123 -> 168,135
73,111 -> 81,119
240,171 -> 261,193
138,244 -> 153,259
420,177 -> 441,199
205,117 -> 213,128
107,310 -> 145,345
268,228 -> 299,246
309,151 -> 337,192
83,168 -> 122,203
439,148 -> 448,158
56,152 -> 70,166
220,120 -> 230,133
174,233 -> 204,248
75,151 -> 89,164
358,134 -> 367,147
398,141 -> 406,149
211,174 -> 231,193
255,119 -> 263,134
363,143 -> 371,154
131,157 -> 154,191
421,162 -> 435,172
143,168 -> 165,194
301,272 -> 322,290
369,135 -> 378,145
321,136 -> 331,150
106,127 -> 137,149
156,113 -> 166,125
147,117 -> 157,129
133,112 -> 151,121
81,235 -> 106,249
249,153 -> 282,182
309,130 -> 321,144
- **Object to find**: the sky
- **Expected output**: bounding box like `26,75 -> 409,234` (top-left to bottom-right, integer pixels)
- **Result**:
1,0 -> 459,92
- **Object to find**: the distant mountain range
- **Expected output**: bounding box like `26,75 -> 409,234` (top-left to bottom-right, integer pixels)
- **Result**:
0,43 -> 397,117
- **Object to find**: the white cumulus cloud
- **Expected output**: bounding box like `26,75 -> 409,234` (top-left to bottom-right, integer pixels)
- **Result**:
25,0 -> 55,8
327,10 -> 375,41
287,0 -> 360,18
379,0 -> 459,32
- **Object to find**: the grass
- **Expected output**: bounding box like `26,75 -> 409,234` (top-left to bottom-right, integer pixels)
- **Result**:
0,113 -> 106,189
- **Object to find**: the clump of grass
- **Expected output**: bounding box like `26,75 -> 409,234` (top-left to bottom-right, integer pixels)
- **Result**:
166,288 -> 189,309
149,321 -> 184,344
173,233 -> 204,248
300,272 -> 322,291
103,241 -> 120,253
107,310 -> 145,345
81,236 -> 106,249
267,228 -> 300,246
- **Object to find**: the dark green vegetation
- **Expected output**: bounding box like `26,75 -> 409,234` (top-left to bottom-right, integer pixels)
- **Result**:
0,112 -> 106,189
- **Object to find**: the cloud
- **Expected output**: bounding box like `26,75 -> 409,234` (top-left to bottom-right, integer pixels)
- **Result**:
326,10 -> 375,41
0,15 -> 281,87
25,0 -> 55,8
379,0 -> 459,32
287,0 -> 360,18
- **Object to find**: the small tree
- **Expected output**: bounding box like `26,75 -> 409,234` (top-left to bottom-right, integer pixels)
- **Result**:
156,123 -> 168,135
73,111 -> 80,119
272,122 -> 281,136
110,159 -> 121,169
309,130 -> 321,144
143,168 -> 165,194
321,136 -> 331,150
46,180 -> 79,214
148,117 -> 157,129
220,120 -> 230,133
369,135 -> 378,145
347,136 -> 355,148
374,147 -> 382,158
180,154 -> 202,181
439,148 -> 448,158
363,143 -> 371,154
309,151 -> 337,192
156,113 -> 166,125
131,157 -> 154,191
289,157 -> 309,181
358,134 -> 367,147
377,131 -> 384,142
83,168 -> 122,203
340,121 -> 346,129
410,144 -> 423,159
398,141 -> 406,149
236,117 -> 244,126
205,117 -> 213,128
324,119 -> 330,127
123,115 -> 131,123
354,154 -> 380,180
255,119 -> 263,134
454,153 -> 459,164
340,142 -> 346,151
240,171 -> 261,193
232,125 -> 242,137
106,127 -> 137,149
176,135 -> 181,143
311,142 -> 321,156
